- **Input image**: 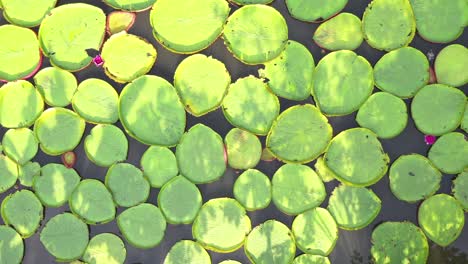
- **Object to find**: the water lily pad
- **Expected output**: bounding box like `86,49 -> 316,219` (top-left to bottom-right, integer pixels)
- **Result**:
292,208 -> 338,256
267,104 -> 332,163
327,185 -> 381,230
245,220 -> 296,264
313,13 -> 363,50
233,169 -> 271,211
453,171 -> 468,211
158,176 -> 202,224
230,0 -> 273,4
259,40 -> 315,100
462,104 -> 468,133
223,5 -> 288,64
174,54 -> 231,116
1,190 -> 43,238
1,0 -> 55,27
40,213 -> 89,262
356,92 -> 408,139
314,157 -> 336,183
163,240 -> 210,264
105,163 -> 150,207
34,107 -> 85,155
272,164 -> 326,215
34,67 -> 78,107
411,84 -> 466,136
371,222 -> 428,264
293,255 -> 330,264
106,11 -> 136,35
2,128 -> 38,165
0,226 -> 23,264
176,124 -> 226,184
362,0 -> 416,51
286,0 -> 348,22
140,146 -> 178,188
225,128 -> 261,170
219,260 -> 242,264
83,233 -> 126,264
0,155 -> 18,194
418,194 -> 465,246
18,161 -> 40,187
312,50 -> 373,116
428,132 -> 468,174
434,44 -> 468,87
150,0 -> 229,53
72,78 -> 119,124
389,154 -> 441,203
84,125 -> 128,167
104,0 -> 155,11
193,198 -> 251,252
117,203 -> 166,249
119,75 -> 186,146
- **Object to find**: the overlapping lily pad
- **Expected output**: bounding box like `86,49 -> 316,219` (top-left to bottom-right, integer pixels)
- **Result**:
0,155 -> 19,194
18,162 -> 40,187
286,0 -> 348,22
140,146 -> 178,188
163,240 -> 210,264
225,128 -> 261,170
2,128 -> 38,165
82,233 -> 126,264
233,169 -> 271,211
434,44 -> 468,87
1,190 -> 43,238
453,171 -> 468,211
34,67 -> 78,107
105,163 -> 150,207
0,226 -> 24,264
313,13 -> 363,50
0,0 -> 56,27
84,125 -> 128,167
104,0 -> 155,11
106,11 -> 136,35
428,132 -> 468,174
314,157 -> 336,183
292,255 -> 330,264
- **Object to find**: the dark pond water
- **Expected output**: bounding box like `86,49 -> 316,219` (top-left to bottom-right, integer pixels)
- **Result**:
0,0 -> 467,263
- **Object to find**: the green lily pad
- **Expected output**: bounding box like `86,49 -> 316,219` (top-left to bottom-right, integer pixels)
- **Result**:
34,67 -> 78,107
293,255 -> 330,264
1,190 -> 43,238
411,84 -> 466,136
314,157 -> 336,183
428,132 -> 468,174
356,92 -> 408,139
312,50 -> 373,116
84,125 -> 128,167
267,104 -> 332,163
233,169 -> 272,211
72,78 -> 119,124
285,0 -> 348,22
219,260 -> 242,264
158,176 -> 202,224
119,75 -> 186,146
389,154 -> 441,203
225,128 -> 261,170
83,233 -> 126,264
176,124 -> 226,184
106,11 -> 136,35
223,5 -> 288,64
40,213 -> 89,262
0,81 -> 44,128
362,0 -> 416,51
371,222 -> 428,264
2,128 -> 38,165
18,161 -> 40,187
193,198 -> 251,252
150,0 -> 229,53
69,179 -> 116,224
0,155 -> 18,194
313,13 -> 363,50
418,194 -> 465,246
101,32 -> 157,83
163,240 -> 211,264
373,47 -> 430,98
245,220 -> 296,264
272,164 -> 326,215
34,107 -> 85,155
462,104 -> 468,133
292,208 -> 338,256
230,0 -> 273,4
104,0 -> 155,11
174,54 -> 231,116
117,203 -> 166,249
0,226 -> 23,264
0,0 -> 56,27
327,185 -> 381,230
140,146 -> 178,188
259,40 -> 315,100
435,44 -> 468,87
453,171 -> 468,211
105,163 -> 150,207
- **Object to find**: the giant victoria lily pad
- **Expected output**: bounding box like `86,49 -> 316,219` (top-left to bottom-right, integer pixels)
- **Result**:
1,0 -> 56,27
84,124 -> 128,167
2,128 -> 38,165
233,169 -> 271,211
0,225 -> 24,264
140,146 -> 178,188
428,132 -> 468,174
104,0 -> 156,11
453,171 -> 468,211
286,0 -> 348,22
34,67 -> 78,107
164,240 -> 210,264
434,44 -> 468,87
313,13 -> 363,51
82,233 -> 126,264
1,190 -> 43,238
0,155 -> 19,194
224,128 -> 262,170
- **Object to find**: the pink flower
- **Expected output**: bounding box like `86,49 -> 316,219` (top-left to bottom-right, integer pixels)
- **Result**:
424,135 -> 437,145
93,55 -> 104,67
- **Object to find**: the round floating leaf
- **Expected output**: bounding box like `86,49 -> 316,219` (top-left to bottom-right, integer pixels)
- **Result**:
462,104 -> 468,133
428,132 -> 468,174
119,75 -> 186,146
245,220 -> 296,264
314,157 -> 336,183
140,146 -> 178,188
219,260 -> 242,264
435,44 -> 468,87
225,128 -> 261,170
117,203 -> 166,249
259,40 -> 315,100
272,164 -> 326,215
18,161 -> 40,187
389,154 -> 441,203
293,255 -> 331,264
1,0 -> 56,27
69,179 -> 116,224
356,92 -> 408,139
292,208 -> 338,256
0,81 -> 44,128
286,0 -> 348,22
84,125 -> 128,167
34,107 -> 85,155
313,13 -> 363,50
2,128 -> 38,165
324,128 -> 389,186
312,50 -> 373,116
83,233 -> 126,264
105,163 -> 150,207
72,78 -> 119,124
418,194 -> 465,246
327,185 -> 381,230
150,0 -> 230,53
267,104 -> 332,163
223,5 -> 288,64
33,163 -> 80,207
1,190 -> 43,238
164,240 -> 210,264
371,222 -> 428,264
34,67 -> 78,107
104,0 -> 155,11
158,176 -> 202,224
174,54 -> 231,116
38,3 -> 106,71
453,171 -> 468,211
40,213 -> 89,262
411,84 -> 466,136
193,198 -> 251,252
176,124 -> 226,184
233,169 -> 271,211
373,47 -> 429,98
0,155 -> 18,194
106,11 -> 136,35
0,226 -> 24,264
362,0 -> 416,51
